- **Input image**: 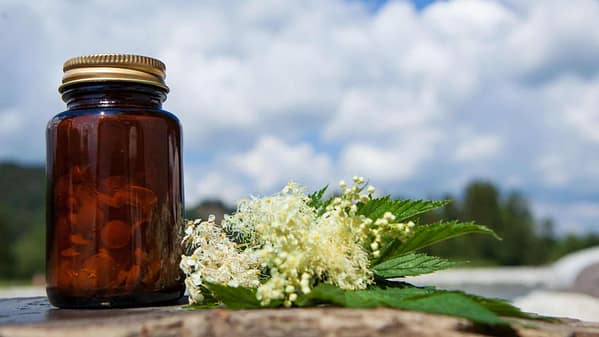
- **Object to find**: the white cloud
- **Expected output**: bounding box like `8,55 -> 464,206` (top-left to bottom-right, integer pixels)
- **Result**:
0,109 -> 26,159
325,88 -> 441,142
1,0 -> 599,232
563,81 -> 599,144
340,130 -> 441,183
535,154 -> 571,187
186,171 -> 247,207
228,136 -> 334,191
507,0 -> 599,82
455,134 -> 503,162
185,135 -> 334,205
424,0 -> 517,38
0,109 -> 23,135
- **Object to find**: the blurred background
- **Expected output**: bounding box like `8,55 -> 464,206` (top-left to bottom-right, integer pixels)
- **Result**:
1,0 -> 598,320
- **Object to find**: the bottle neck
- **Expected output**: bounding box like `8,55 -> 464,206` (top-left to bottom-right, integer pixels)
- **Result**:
61,82 -> 167,110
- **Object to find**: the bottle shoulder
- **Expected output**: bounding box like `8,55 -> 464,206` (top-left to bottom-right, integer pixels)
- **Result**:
48,108 -> 181,128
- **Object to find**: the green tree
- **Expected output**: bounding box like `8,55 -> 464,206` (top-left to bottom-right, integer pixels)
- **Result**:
0,206 -> 16,278
421,181 -> 573,266
499,192 -> 538,265
0,162 -> 45,279
461,182 -> 503,261
12,223 -> 45,278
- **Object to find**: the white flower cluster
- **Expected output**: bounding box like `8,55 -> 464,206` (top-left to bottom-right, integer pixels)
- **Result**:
335,176 -> 415,259
180,177 -> 415,307
180,215 -> 260,304
226,180 -> 372,306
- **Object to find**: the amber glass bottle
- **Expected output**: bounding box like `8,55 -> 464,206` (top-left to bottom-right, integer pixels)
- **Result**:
46,54 -> 184,308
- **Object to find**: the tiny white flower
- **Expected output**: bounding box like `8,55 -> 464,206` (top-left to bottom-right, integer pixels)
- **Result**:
339,180 -> 347,189
383,212 -> 396,221
190,271 -> 203,286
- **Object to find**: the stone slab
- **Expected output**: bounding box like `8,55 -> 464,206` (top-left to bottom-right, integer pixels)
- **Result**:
1,297 -> 599,337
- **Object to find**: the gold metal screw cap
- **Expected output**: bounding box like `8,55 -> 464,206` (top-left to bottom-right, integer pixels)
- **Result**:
59,53 -> 169,93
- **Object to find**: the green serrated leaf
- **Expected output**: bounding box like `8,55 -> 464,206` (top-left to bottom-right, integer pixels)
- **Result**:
307,185 -> 328,208
375,239 -> 403,264
203,282 -> 262,309
297,284 -> 505,325
295,283 -> 431,308
394,291 -> 506,325
307,185 -> 334,215
357,197 -> 449,222
295,283 -> 347,307
382,221 -> 500,259
372,253 -> 465,278
199,281 -> 539,326
458,291 -> 553,321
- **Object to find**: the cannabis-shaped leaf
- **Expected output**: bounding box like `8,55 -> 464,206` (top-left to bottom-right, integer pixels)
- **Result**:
181,178 -> 543,328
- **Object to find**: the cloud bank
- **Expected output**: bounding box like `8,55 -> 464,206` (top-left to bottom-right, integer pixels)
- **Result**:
1,0 -> 598,233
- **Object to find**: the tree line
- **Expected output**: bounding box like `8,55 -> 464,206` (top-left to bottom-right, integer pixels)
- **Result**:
0,162 -> 598,280
420,181 -> 599,265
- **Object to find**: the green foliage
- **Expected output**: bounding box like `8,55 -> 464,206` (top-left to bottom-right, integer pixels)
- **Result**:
307,185 -> 328,208
0,163 -> 46,212
374,221 -> 499,264
372,253 -> 464,278
358,197 -> 449,222
203,282 -> 263,309
206,281 -> 544,325
307,185 -> 332,215
12,224 -> 45,277
0,162 -> 45,279
203,282 -> 284,309
419,180 -> 599,265
283,283 -> 509,325
395,221 -> 500,256
457,291 -> 551,321
384,291 -> 505,325
0,206 -> 14,277
296,283 -> 428,308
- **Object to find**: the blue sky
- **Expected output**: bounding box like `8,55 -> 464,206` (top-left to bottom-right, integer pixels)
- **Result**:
364,0 -> 439,11
1,0 -> 598,234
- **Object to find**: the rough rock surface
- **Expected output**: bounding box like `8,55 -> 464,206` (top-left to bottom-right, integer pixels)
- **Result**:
1,297 -> 599,337
574,263 -> 599,298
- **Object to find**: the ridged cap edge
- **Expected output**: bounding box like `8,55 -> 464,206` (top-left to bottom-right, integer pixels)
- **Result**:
60,53 -> 168,92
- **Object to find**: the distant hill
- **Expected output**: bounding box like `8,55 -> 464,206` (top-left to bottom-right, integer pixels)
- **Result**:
0,162 -> 45,213
186,200 -> 234,224
0,162 -> 45,278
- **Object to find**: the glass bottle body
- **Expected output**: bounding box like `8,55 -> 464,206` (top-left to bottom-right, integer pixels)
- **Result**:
46,83 -> 184,308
